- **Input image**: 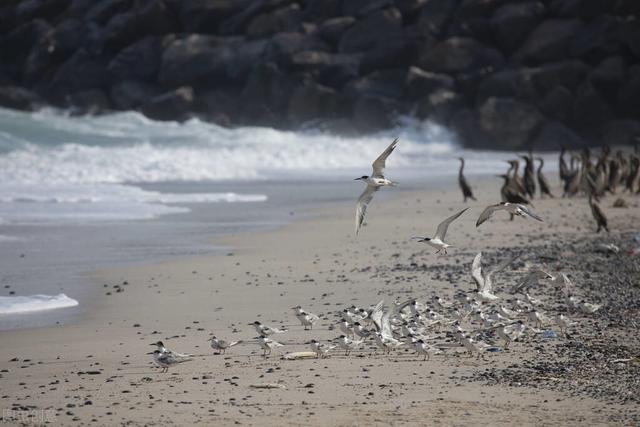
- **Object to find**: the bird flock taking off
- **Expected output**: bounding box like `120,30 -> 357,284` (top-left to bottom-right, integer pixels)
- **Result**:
149,138 -> 636,372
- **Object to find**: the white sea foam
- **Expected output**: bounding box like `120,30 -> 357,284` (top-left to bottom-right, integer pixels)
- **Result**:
0,293 -> 79,315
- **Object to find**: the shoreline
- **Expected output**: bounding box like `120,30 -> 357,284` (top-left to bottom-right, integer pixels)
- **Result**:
1,177 -> 639,425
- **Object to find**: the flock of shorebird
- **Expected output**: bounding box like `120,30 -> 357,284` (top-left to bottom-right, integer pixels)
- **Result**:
150,139 -> 637,371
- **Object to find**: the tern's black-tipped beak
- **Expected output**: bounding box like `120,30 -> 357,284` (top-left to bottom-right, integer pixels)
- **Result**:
146,351 -> 154,355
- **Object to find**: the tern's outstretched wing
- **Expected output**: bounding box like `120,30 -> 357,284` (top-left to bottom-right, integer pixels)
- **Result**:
471,252 -> 484,292
511,270 -> 552,294
518,205 -> 544,222
355,185 -> 379,235
380,310 -> 394,341
476,204 -> 502,227
434,207 -> 469,240
484,254 -> 520,293
371,138 -> 399,178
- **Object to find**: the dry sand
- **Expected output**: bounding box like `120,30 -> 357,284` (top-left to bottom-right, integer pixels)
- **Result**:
1,178 -> 639,426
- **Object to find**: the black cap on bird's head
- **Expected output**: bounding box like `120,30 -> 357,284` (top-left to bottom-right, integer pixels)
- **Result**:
417,339 -> 424,344
354,175 -> 368,181
252,321 -> 261,325
338,334 -> 346,338
151,341 -> 164,347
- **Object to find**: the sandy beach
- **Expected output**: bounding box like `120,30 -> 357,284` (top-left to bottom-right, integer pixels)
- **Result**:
1,178 -> 639,426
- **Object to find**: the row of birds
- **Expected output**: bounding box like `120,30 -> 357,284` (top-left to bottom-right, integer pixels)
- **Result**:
354,138 -> 638,237
149,253 -> 602,371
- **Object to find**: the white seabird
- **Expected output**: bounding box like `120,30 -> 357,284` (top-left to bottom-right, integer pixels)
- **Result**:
292,306 -> 320,330
471,252 -> 519,302
208,336 -> 241,355
476,202 -> 544,227
354,138 -> 399,235
150,350 -> 191,373
413,208 -> 469,254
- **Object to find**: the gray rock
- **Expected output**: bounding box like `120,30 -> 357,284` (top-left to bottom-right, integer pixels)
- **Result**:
418,37 -> 504,74
318,17 -> 356,45
359,26 -> 422,72
0,85 -> 43,111
345,69 -> 407,100
240,62 -> 294,123
159,35 -> 267,87
570,15 -> 619,59
572,81 -> 614,131
14,0 -> 71,23
514,19 -> 584,65
415,88 -> 465,124
456,0 -> 512,18
67,88 -> 111,115
528,60 -> 589,94
50,49 -> 110,94
109,80 -> 161,110
0,19 -> 52,77
108,36 -> 163,81
530,120 -> 586,150
141,86 -> 194,121
538,85 -> 573,122
219,0 -> 291,36
264,32 -> 330,67
477,97 -> 544,149
247,4 -> 302,39
338,7 -> 402,53
588,56 -> 625,104
179,0 -> 251,33
617,20 -> 640,60
287,80 -> 346,123
405,66 -> 455,100
549,0 -> 612,19
290,51 -> 360,87
417,0 -> 459,37
616,65 -> 640,117
601,120 -> 640,147
85,0 -> 131,25
476,68 -> 535,103
352,95 -> 401,131
342,0 -> 392,18
302,0 -> 341,22
490,2 -> 545,53
100,0 -> 177,51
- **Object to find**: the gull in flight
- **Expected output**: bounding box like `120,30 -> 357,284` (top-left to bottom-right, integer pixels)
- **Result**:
354,138 -> 399,235
471,252 -> 519,302
292,306 -> 320,330
476,202 -> 544,227
150,350 -> 191,373
413,208 -> 469,254
208,336 -> 241,355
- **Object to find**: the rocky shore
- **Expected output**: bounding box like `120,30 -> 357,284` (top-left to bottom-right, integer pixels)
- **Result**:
1,0 -> 639,149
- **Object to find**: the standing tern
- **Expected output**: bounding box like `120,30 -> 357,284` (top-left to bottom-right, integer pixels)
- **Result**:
336,335 -> 364,356
476,202 -> 543,227
150,350 -> 191,373
208,336 -> 241,355
354,138 -> 399,235
256,336 -> 284,357
251,321 -> 287,336
412,208 -> 469,254
309,339 -> 336,358
150,341 -> 192,361
292,306 -> 320,330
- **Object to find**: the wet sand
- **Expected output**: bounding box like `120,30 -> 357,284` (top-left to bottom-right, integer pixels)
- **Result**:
1,178 -> 639,426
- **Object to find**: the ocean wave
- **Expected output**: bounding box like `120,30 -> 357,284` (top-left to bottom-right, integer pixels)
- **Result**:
0,293 -> 79,315
0,108 -> 468,184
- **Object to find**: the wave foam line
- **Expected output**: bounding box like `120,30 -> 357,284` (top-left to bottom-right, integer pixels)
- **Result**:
0,293 -> 79,315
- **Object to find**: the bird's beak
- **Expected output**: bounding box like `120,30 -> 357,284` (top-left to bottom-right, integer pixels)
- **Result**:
149,343 -> 157,346
146,351 -> 154,355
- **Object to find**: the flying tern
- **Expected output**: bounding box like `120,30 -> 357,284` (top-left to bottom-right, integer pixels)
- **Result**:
413,208 -> 469,254
476,202 -> 543,227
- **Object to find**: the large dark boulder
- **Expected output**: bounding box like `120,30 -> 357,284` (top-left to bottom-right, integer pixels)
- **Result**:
99,0 -> 177,52
109,80 -> 161,110
302,0 -> 341,22
528,60 -> 589,95
342,0 -> 392,18
66,88 -> 111,115
417,0 -> 459,37
571,81 -> 614,131
345,69 -> 407,100
476,68 -> 535,103
287,80 -> 346,123
617,20 -> 640,60
490,2 -> 545,54
456,0 -> 512,18
263,32 -> 330,67
570,15 -> 620,60
290,51 -> 361,87
405,66 -> 455,100
49,49 -> 111,95
477,97 -> 544,149
587,56 -> 625,105
352,95 -> 402,131
84,0 -> 132,25
0,19 -> 52,80
318,17 -> 356,45
246,4 -> 302,39
159,35 -> 267,87
549,0 -> 612,19
140,86 -> 194,121
240,62 -> 294,123
415,88 -> 465,124
0,85 -> 43,111
108,36 -> 164,81
617,65 -> 640,118
338,7 -> 403,53
538,85 -> 573,122
530,120 -> 586,150
13,0 -> 71,24
179,0 -> 251,33
359,26 -> 422,72
514,19 -> 584,65
418,37 -> 504,74
601,120 -> 640,147
218,0 -> 291,36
